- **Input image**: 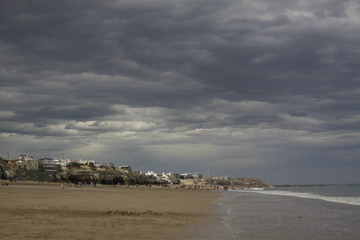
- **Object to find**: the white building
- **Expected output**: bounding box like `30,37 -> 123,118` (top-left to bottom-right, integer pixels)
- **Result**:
79,159 -> 96,165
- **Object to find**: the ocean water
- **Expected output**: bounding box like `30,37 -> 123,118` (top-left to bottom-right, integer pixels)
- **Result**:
181,185 -> 360,240
261,184 -> 360,206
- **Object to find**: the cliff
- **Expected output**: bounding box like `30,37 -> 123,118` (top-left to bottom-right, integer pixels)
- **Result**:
181,177 -> 268,188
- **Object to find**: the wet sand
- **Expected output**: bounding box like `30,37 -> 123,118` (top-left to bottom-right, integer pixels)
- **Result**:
0,182 -> 220,240
184,190 -> 360,240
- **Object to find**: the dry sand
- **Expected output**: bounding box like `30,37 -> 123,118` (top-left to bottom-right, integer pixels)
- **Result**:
0,182 -> 220,240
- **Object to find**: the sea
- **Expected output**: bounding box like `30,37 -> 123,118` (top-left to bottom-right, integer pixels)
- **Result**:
181,184 -> 360,240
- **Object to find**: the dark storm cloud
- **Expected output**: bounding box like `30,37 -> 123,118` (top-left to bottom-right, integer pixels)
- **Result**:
1,0 -> 360,184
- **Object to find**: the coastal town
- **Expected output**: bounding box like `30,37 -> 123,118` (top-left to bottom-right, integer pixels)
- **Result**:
0,154 -> 268,189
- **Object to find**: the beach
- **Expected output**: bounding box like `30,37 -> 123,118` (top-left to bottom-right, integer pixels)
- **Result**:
0,182 -> 220,240
3,182 -> 359,240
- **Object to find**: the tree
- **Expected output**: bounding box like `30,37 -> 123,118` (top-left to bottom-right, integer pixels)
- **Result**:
67,162 -> 81,169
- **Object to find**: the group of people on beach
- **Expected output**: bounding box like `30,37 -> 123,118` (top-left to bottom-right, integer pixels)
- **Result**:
60,181 -> 98,189
58,180 -> 235,191
1,181 -> 9,186
176,184 -> 227,190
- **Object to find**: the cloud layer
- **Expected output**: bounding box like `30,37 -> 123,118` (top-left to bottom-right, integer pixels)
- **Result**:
1,0 -> 360,184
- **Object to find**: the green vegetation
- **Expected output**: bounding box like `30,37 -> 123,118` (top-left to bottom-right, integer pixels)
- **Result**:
66,162 -> 81,169
23,170 -> 54,182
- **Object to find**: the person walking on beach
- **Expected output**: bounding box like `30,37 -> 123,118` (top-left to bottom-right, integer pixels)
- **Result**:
60,181 -> 64,190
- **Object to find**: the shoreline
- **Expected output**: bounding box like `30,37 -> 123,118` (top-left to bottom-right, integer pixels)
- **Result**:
0,182 -> 221,240
182,190 -> 360,240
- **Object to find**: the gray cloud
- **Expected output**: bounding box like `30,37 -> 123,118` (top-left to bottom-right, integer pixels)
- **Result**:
1,0 -> 360,184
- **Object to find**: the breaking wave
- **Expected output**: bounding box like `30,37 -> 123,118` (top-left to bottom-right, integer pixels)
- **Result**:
229,189 -> 360,206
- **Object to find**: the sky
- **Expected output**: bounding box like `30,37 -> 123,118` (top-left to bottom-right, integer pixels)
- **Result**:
1,0 -> 360,185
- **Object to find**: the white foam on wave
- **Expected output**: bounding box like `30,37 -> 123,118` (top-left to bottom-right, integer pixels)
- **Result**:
229,189 -> 360,206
